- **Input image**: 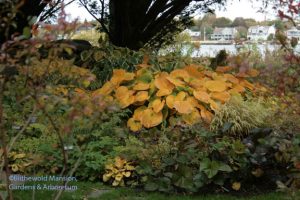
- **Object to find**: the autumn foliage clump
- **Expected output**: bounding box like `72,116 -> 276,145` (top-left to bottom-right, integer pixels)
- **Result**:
93,60 -> 264,131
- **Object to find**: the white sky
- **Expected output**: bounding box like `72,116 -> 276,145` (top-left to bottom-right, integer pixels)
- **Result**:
65,0 -> 278,22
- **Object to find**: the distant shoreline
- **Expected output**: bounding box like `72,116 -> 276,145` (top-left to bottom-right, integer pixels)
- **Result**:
191,40 -> 280,45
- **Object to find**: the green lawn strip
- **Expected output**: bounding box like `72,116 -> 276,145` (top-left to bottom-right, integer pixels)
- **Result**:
12,181 -> 287,200
99,188 -> 285,200
12,181 -> 106,200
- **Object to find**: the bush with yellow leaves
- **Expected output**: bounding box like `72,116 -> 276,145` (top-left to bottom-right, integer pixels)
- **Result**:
92,61 -> 265,131
0,151 -> 33,173
102,156 -> 135,186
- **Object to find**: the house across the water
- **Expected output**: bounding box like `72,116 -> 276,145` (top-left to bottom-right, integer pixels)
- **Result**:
210,27 -> 238,41
247,25 -> 276,41
286,27 -> 300,40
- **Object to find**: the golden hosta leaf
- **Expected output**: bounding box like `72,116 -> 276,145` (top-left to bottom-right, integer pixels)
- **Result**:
175,91 -> 187,101
119,96 -> 135,108
240,80 -> 255,90
216,66 -> 234,73
209,99 -> 220,111
193,90 -> 211,104
200,108 -> 213,124
232,182 -> 241,191
204,80 -> 227,92
133,106 -> 147,121
13,153 -> 26,159
170,69 -> 190,82
166,76 -> 185,87
125,164 -> 135,171
204,71 -> 213,77
211,91 -> 231,103
140,108 -> 163,128
247,69 -> 259,77
115,157 -> 126,169
156,89 -> 172,97
111,69 -> 134,81
150,98 -> 165,113
123,171 -> 131,177
98,81 -> 114,95
105,163 -> 114,170
133,82 -> 150,90
212,72 -> 227,82
115,173 -> 123,182
182,110 -> 201,125
135,91 -> 149,102
229,85 -> 245,94
189,79 -> 204,89
103,173 -> 113,182
112,180 -> 120,186
184,65 -> 204,79
115,86 -> 131,100
173,100 -> 194,114
124,72 -> 135,81
166,95 -> 175,109
111,69 -> 125,85
224,74 -> 239,84
187,96 -> 202,109
154,72 -> 174,91
127,118 -> 142,132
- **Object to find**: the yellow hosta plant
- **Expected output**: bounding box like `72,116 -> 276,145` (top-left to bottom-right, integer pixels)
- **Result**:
94,63 -> 265,131
102,157 -> 135,186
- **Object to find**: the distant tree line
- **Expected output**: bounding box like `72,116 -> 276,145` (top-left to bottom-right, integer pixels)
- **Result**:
191,13 -> 294,40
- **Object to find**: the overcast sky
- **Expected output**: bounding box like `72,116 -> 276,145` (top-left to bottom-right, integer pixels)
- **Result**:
65,0 -> 278,22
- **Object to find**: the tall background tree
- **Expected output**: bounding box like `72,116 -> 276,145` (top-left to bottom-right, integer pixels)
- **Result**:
78,0 -> 227,50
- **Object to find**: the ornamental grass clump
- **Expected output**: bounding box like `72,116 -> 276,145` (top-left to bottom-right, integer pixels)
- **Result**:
210,95 -> 273,137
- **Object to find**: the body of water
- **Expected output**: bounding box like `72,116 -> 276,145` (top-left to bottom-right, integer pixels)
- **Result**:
181,43 -> 300,57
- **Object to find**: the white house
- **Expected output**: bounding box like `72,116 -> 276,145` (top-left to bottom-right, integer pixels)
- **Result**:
183,29 -> 201,40
286,27 -> 300,40
210,27 -> 238,41
247,25 -> 276,41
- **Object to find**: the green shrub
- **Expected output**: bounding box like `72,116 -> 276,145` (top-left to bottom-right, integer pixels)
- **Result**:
113,122 -> 300,194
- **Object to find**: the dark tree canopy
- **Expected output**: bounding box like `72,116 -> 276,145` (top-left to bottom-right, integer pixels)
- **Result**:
0,0 -> 74,45
79,0 -> 227,50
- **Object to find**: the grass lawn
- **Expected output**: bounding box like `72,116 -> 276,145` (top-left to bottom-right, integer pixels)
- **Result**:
9,181 -> 290,200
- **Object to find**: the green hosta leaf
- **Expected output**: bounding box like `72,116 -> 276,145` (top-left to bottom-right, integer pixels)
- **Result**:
144,182 -> 159,191
218,163 -> 232,172
200,159 -> 232,179
232,140 -> 246,154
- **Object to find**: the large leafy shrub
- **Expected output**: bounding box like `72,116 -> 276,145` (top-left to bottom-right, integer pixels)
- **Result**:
112,123 -> 300,194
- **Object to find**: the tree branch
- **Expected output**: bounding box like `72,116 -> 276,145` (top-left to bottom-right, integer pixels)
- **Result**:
78,0 -> 111,37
